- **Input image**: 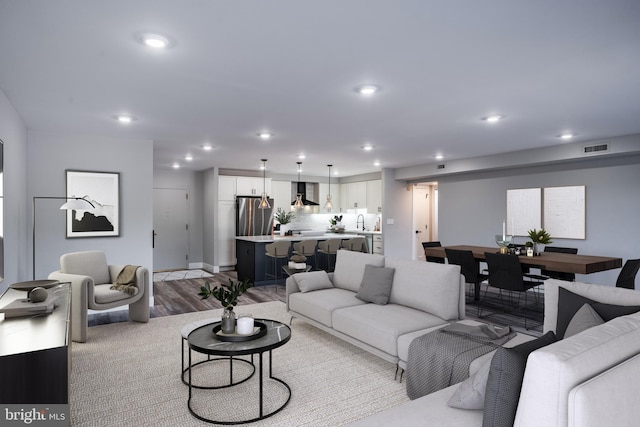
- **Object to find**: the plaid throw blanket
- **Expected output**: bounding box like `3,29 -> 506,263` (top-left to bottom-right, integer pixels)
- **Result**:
110,265 -> 140,295
406,323 -> 515,400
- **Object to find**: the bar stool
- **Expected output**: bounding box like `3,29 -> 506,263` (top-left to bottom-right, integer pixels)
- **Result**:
292,239 -> 318,270
341,237 -> 367,253
265,241 -> 291,287
317,239 -> 342,272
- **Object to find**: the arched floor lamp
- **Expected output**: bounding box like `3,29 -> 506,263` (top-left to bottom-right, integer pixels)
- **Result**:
32,195 -> 95,279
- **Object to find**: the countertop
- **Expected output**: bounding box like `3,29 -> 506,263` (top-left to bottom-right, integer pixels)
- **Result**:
345,229 -> 382,235
236,233 -> 362,243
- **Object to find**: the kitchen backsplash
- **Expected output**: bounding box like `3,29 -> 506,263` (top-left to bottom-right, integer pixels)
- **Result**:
285,211 -> 381,232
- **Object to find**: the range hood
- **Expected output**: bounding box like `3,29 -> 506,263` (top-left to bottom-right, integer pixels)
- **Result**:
291,182 -> 319,206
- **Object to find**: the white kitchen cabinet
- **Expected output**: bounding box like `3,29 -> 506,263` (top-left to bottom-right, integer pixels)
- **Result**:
366,179 -> 382,213
319,182 -> 341,213
236,176 -> 271,196
218,176 -> 237,201
372,234 -> 383,254
344,181 -> 367,211
217,200 -> 237,267
271,180 -> 292,213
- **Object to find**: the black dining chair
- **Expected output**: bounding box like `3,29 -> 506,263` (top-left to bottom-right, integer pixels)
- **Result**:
616,259 -> 640,289
541,246 -> 578,281
445,248 -> 488,311
422,241 -> 445,264
483,252 -> 545,330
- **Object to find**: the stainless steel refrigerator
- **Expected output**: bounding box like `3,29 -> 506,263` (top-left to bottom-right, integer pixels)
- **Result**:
236,196 -> 274,236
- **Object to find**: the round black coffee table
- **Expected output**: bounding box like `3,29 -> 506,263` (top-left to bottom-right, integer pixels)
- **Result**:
186,318 -> 292,424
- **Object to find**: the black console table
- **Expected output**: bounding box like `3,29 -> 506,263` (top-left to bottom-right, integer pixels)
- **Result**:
0,283 -> 71,404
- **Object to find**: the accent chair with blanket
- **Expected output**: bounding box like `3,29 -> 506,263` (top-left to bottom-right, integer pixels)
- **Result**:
48,250 -> 149,342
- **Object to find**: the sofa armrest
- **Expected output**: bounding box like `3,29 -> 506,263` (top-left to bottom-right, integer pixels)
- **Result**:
286,276 -> 301,312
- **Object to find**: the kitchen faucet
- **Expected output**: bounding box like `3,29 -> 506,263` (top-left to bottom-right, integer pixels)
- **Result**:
356,214 -> 365,231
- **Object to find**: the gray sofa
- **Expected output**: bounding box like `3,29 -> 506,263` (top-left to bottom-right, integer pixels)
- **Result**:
285,249 -> 466,365
348,278 -> 640,427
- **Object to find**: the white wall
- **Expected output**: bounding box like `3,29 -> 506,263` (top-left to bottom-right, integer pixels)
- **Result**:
28,131 -> 154,287
381,168 -> 414,259
153,168 -> 204,265
0,88 -> 29,291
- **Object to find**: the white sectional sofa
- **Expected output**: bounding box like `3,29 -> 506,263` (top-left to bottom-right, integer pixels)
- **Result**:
285,249 -> 466,364
347,278 -> 640,427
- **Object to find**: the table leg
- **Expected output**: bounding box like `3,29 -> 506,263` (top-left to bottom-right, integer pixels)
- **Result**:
259,352 -> 264,417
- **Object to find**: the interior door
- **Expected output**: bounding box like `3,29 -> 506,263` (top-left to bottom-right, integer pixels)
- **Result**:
412,183 -> 437,260
153,188 -> 189,271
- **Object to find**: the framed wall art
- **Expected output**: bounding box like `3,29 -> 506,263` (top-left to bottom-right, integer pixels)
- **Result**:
65,170 -> 120,238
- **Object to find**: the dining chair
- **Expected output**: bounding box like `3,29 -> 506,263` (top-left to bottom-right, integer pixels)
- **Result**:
616,259 -> 640,289
541,246 -> 578,281
317,239 -> 342,272
422,241 -> 445,264
482,252 -> 545,330
445,248 -> 488,311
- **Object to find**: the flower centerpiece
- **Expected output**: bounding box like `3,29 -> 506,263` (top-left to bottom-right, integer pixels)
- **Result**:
329,215 -> 344,232
274,208 -> 295,235
198,278 -> 252,333
527,228 -> 553,255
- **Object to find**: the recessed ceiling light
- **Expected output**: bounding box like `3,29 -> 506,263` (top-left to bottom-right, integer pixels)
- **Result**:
482,115 -> 504,123
185,155 -> 193,161
558,132 -> 577,140
373,161 -> 381,167
202,144 -> 213,151
257,132 -> 273,140
134,32 -> 174,49
434,154 -> 444,160
297,154 -> 306,159
115,115 -> 136,123
362,144 -> 374,151
172,162 -> 180,169
355,85 -> 380,96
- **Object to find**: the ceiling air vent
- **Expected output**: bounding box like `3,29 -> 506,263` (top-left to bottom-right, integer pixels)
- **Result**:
437,164 -> 446,169
582,143 -> 609,155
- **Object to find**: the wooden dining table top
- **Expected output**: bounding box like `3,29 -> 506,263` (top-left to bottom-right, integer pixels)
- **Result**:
424,245 -> 623,274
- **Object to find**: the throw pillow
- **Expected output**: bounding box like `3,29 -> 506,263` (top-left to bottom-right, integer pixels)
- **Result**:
447,355 -> 493,410
556,287 -> 640,339
355,264 -> 395,305
482,331 -> 557,427
563,303 -> 604,338
294,271 -> 334,293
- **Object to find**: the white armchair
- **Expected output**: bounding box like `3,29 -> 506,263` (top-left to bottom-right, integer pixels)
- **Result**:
48,251 -> 150,342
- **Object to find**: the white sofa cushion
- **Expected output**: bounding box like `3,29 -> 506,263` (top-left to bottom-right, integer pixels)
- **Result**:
568,352 -> 640,427
294,270 -> 334,293
544,279 -> 640,334
514,311 -> 640,427
332,250 -> 385,292
385,257 -> 462,320
332,303 -> 448,357
345,384 -> 483,427
289,288 -> 365,327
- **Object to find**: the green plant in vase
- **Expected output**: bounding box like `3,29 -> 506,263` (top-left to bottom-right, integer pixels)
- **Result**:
527,228 -> 553,255
274,208 -> 295,235
198,278 -> 253,333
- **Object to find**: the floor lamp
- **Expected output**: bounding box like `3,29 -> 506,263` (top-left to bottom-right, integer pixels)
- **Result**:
32,195 -> 95,280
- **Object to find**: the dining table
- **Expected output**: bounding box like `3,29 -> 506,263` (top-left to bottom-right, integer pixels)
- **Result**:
424,245 -> 622,274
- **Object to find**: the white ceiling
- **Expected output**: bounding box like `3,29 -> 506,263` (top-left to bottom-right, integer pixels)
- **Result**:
1,0 -> 640,177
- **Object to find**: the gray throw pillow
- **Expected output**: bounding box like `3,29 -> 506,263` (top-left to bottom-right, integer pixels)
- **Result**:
294,270 -> 334,293
563,303 -> 604,338
482,331 -> 557,427
447,355 -> 493,410
355,264 -> 395,305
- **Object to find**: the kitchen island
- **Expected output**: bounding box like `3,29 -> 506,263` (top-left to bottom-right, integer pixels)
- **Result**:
236,233 -> 361,286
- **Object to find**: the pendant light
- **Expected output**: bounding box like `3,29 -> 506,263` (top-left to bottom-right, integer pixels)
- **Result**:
324,164 -> 333,213
259,159 -> 271,209
293,161 -> 304,209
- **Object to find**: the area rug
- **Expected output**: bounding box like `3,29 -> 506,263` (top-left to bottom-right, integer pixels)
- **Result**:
71,301 -> 408,426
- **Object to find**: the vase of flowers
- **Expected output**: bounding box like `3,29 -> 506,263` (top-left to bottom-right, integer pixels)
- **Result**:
527,228 -> 553,256
274,208 -> 295,235
198,278 -> 252,333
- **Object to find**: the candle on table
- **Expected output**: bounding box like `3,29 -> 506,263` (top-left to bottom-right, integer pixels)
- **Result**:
237,315 -> 254,335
